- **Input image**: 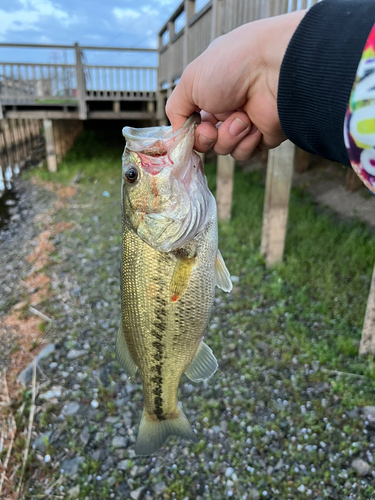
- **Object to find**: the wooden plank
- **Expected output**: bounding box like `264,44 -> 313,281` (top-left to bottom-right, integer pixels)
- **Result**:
216,154 -> 235,221
43,119 -> 57,173
6,111 -> 80,120
359,265 -> 375,355
87,111 -> 156,120
261,140 -> 295,267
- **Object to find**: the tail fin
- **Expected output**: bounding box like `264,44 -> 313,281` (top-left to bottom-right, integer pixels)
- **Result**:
135,407 -> 198,456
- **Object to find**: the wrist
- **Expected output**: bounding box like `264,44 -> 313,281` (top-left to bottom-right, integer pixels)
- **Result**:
261,10 -> 307,100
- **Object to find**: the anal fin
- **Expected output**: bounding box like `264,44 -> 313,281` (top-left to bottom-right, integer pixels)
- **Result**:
185,341 -> 218,382
215,249 -> 232,292
116,325 -> 138,377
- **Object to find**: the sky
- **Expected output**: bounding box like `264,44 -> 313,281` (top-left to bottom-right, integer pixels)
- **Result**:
0,0 -> 209,66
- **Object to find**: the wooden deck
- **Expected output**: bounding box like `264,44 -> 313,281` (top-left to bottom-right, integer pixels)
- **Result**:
0,43 -> 158,121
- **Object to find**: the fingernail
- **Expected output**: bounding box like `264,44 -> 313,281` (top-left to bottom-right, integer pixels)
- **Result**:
198,134 -> 215,148
228,118 -> 249,136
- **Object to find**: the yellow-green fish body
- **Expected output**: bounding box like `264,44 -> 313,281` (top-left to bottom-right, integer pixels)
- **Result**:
118,114 -> 232,455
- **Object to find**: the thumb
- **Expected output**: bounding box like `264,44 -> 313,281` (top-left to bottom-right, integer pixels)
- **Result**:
165,70 -> 200,132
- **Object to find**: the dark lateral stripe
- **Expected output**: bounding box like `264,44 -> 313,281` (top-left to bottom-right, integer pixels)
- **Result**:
150,253 -> 169,421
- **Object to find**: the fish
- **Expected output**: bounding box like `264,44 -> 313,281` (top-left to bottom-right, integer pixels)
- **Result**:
118,113 -> 232,456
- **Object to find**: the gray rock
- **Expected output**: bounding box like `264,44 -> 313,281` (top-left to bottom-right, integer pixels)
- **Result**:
220,420 -> 228,432
362,406 -> 375,419
18,344 -> 55,386
79,427 -> 90,446
111,436 -> 127,448
65,402 -> 80,416
67,349 -> 87,360
61,456 -> 85,476
68,485 -> 80,498
107,476 -> 116,487
225,467 -> 234,478
249,488 -> 260,500
130,487 -> 146,500
40,388 -> 62,400
352,458 -> 372,476
102,456 -> 115,471
274,458 -> 284,470
153,482 -> 166,495
212,425 -> 222,434
105,416 -> 120,424
32,432 -> 52,453
117,459 -> 132,471
90,449 -> 106,461
347,408 -> 359,419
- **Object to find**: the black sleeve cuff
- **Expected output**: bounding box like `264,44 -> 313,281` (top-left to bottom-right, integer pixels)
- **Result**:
277,0 -> 375,167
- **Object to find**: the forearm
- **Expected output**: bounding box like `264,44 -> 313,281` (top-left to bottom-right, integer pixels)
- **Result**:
277,0 -> 375,167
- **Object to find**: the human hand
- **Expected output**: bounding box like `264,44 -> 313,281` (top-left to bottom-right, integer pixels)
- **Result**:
166,10 -> 306,160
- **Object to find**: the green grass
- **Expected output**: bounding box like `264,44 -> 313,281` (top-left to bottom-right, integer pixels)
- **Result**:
203,162 -> 375,379
26,130 -> 123,185
35,98 -> 78,104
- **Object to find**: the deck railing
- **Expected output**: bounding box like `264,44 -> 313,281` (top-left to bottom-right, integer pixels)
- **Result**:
0,43 -> 158,119
85,65 -> 157,99
158,0 -> 322,101
0,63 -> 77,103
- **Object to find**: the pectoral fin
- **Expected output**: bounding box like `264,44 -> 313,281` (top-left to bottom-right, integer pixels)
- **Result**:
185,341 -> 218,382
170,255 -> 195,302
116,326 -> 138,377
215,250 -> 232,292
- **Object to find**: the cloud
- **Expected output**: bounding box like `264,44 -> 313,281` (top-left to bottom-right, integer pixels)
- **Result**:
112,7 -> 141,21
0,0 -> 77,40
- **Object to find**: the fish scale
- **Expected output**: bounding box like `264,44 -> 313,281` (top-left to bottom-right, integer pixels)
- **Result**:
121,214 -> 217,421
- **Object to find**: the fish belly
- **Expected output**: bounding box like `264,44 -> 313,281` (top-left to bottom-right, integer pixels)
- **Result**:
121,216 -> 217,421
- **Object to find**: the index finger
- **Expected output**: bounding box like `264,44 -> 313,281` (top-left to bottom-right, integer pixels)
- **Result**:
165,72 -> 199,132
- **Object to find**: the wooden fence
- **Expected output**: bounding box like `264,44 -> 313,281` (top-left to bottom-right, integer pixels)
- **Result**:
0,119 -> 43,190
158,0 -> 375,355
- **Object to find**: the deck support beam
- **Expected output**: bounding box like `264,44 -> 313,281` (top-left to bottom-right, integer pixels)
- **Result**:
43,119 -> 57,172
216,154 -> 235,221
261,140 -> 295,267
360,265 -> 375,355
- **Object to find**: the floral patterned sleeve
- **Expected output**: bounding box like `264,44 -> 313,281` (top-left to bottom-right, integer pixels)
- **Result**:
344,24 -> 375,194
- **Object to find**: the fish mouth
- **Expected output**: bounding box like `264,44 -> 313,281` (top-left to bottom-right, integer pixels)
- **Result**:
137,148 -> 173,176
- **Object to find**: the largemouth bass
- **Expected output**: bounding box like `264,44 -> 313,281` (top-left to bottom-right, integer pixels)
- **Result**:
118,113 -> 232,455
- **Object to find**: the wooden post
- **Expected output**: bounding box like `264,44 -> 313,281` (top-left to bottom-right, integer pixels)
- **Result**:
43,119 -> 57,172
53,121 -> 62,163
74,43 -> 87,120
113,101 -> 120,113
294,147 -> 310,173
216,154 -> 235,221
211,0 -> 220,40
2,120 -> 14,168
183,0 -> 195,67
261,140 -> 295,267
359,265 -> 375,355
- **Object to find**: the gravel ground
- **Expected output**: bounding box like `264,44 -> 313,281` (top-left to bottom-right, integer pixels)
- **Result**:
1,164 -> 375,500
0,177 -> 56,372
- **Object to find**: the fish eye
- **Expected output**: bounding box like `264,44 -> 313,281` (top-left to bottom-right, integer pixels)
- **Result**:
125,167 -> 138,184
